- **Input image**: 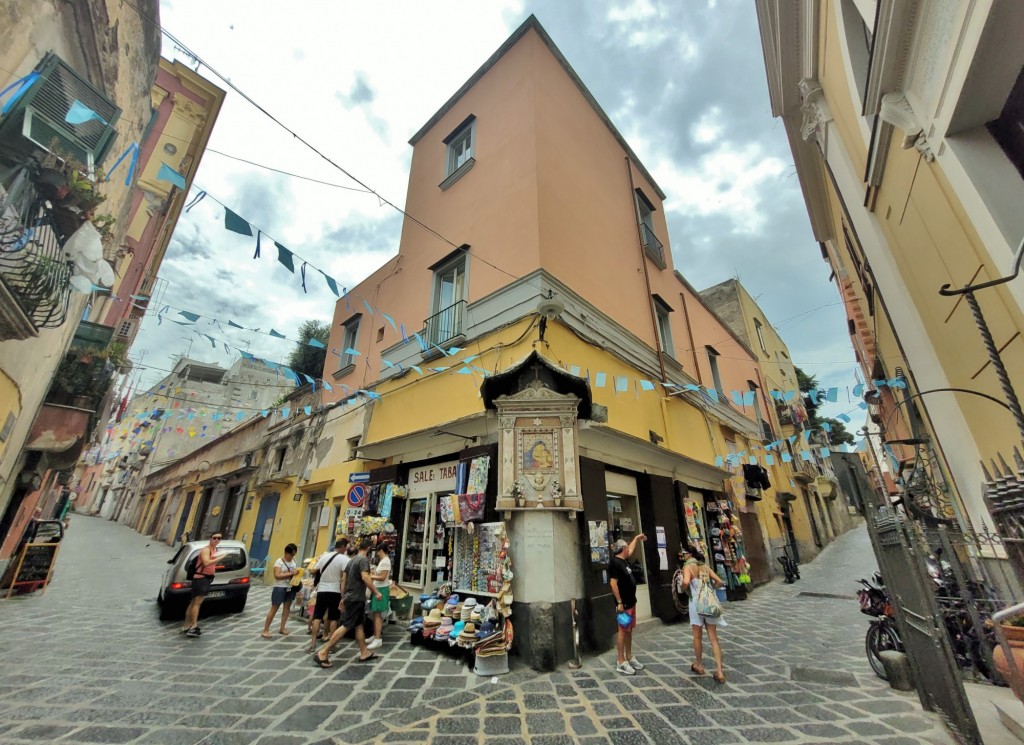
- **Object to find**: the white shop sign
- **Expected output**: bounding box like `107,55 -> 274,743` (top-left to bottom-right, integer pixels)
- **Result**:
408,460 -> 459,497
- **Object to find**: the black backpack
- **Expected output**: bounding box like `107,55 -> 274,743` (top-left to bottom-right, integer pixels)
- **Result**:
186,552 -> 202,578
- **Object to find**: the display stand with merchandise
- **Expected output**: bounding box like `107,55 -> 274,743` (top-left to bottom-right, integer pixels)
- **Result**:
705,500 -> 749,601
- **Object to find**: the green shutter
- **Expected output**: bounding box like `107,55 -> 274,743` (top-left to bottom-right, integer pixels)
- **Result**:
0,52 -> 121,166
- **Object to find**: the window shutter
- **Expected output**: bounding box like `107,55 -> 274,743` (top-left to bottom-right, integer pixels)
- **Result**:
0,53 -> 121,167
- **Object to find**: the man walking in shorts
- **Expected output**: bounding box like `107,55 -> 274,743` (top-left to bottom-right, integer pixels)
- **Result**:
313,537 -> 380,667
308,538 -> 349,653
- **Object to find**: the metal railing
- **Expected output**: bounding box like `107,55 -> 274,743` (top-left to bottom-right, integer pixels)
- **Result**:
0,166 -> 71,329
641,223 -> 664,264
423,300 -> 465,347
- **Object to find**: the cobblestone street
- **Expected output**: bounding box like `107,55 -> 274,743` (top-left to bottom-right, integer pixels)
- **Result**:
0,515 -> 954,744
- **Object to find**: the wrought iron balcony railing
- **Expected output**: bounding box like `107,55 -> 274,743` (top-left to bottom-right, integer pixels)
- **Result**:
0,166 -> 72,334
423,300 -> 466,348
641,223 -> 665,265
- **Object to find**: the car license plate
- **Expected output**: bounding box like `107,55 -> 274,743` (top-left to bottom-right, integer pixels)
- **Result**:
206,590 -> 226,599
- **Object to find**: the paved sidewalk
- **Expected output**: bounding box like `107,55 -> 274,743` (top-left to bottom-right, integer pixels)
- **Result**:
0,514 -> 957,744
382,525 -> 956,745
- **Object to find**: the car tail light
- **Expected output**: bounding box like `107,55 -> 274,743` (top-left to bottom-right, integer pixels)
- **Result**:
228,577 -> 250,585
170,581 -> 191,590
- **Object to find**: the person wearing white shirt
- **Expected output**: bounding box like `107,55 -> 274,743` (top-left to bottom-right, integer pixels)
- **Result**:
368,543 -> 392,650
308,538 -> 350,654
262,543 -> 299,639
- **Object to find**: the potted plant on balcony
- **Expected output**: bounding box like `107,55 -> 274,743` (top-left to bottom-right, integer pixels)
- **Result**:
995,614 -> 1024,697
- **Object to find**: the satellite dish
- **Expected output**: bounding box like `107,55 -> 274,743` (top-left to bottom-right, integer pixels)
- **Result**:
96,261 -> 115,287
537,298 -> 564,320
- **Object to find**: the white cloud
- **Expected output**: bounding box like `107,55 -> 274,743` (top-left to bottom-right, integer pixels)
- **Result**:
691,106 -> 723,144
656,141 -> 788,233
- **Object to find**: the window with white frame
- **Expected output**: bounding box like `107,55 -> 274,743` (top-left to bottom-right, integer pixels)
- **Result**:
444,115 -> 476,178
339,314 -> 360,371
427,253 -> 466,345
653,296 -> 674,358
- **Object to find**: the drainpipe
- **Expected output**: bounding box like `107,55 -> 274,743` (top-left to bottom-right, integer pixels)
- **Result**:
625,157 -> 667,383
678,291 -> 703,384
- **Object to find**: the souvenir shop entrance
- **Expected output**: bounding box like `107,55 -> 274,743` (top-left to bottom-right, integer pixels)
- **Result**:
398,460 -> 459,593
678,489 -> 750,600
605,471 -> 651,622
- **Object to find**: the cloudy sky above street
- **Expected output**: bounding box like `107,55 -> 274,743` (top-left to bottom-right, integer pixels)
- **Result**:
133,0 -> 859,421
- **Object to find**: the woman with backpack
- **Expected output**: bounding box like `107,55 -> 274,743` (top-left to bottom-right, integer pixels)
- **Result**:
681,544 -> 727,683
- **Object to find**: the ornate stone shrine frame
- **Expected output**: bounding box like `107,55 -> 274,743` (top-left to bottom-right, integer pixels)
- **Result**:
495,380 -> 582,511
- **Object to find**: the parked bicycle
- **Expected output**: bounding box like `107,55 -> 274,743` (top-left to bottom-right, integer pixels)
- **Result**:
857,573 -> 904,680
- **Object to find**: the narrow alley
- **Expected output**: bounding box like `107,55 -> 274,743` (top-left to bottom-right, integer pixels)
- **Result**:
0,515 -> 951,745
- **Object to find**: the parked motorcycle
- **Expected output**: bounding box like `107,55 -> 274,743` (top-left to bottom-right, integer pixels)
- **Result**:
927,551 -> 1000,683
858,573 -> 903,680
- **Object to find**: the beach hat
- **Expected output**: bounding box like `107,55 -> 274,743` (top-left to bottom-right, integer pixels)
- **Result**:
446,594 -> 460,605
422,626 -> 437,638
423,608 -> 443,628
452,621 -> 466,637
469,609 -> 482,623
476,621 -> 496,637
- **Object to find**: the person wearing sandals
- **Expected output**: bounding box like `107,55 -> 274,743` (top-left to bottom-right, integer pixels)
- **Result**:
608,534 -> 647,675
313,537 -> 382,668
261,543 -> 299,639
682,544 -> 727,683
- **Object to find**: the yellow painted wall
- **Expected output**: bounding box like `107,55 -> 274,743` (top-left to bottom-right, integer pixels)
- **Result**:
0,370 -> 21,463
363,319 -> 721,468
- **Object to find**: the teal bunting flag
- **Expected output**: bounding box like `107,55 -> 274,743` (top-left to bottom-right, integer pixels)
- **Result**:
594,372 -> 606,388
65,99 -> 108,126
156,162 -> 187,190
343,347 -> 360,356
362,299 -> 374,315
228,320 -> 244,329
269,329 -> 286,339
275,242 -> 294,272
639,380 -> 655,391
382,313 -> 397,332
225,208 -> 253,236
179,311 -> 200,322
307,338 -> 325,349
322,272 -> 340,297
0,71 -> 41,115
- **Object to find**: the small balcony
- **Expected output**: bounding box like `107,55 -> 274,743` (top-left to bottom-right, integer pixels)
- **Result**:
641,223 -> 665,267
0,165 -> 73,340
423,300 -> 466,348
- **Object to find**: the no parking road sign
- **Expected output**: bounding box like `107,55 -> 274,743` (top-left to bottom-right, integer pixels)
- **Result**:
347,483 -> 366,507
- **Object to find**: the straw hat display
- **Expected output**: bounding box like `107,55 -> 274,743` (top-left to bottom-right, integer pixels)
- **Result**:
423,608 -> 443,628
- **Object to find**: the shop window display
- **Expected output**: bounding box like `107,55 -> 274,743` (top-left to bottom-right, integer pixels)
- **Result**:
705,500 -> 751,599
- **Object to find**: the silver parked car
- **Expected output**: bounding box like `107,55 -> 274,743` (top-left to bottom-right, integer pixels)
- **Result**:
157,539 -> 250,620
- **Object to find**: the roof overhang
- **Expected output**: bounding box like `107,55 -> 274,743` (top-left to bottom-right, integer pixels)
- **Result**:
480,351 -> 592,419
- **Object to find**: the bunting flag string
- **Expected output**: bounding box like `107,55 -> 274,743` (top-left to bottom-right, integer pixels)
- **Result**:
0,71 -> 41,115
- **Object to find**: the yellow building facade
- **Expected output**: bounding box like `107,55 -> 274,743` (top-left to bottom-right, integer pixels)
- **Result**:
757,0 -> 1024,542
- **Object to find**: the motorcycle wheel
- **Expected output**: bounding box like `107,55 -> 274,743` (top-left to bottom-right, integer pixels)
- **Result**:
866,621 -> 901,680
